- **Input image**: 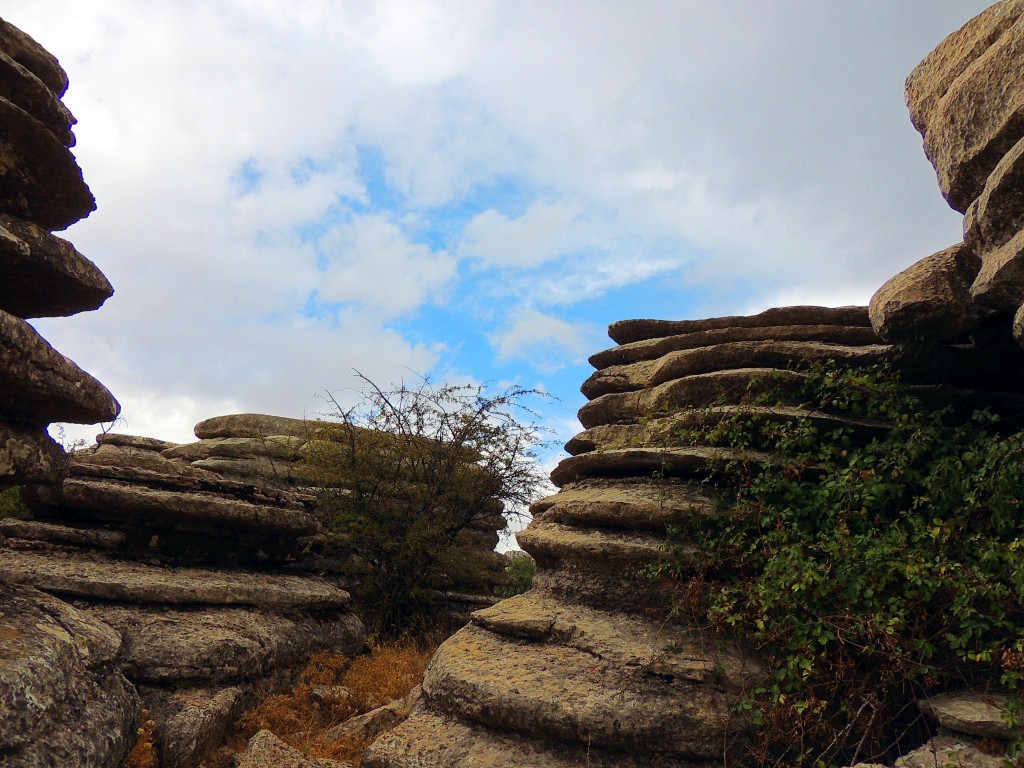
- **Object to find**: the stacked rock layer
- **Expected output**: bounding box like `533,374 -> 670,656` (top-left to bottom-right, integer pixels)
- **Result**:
12,430 -> 366,768
365,305 -> 1024,767
873,0 -> 1024,347
0,18 -> 141,768
162,412 -> 508,622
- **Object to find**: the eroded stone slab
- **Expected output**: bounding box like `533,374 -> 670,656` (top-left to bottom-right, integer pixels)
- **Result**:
194,413 -> 315,440
608,306 -> 870,345
0,309 -> 119,425
0,50 -> 74,146
0,18 -> 69,97
0,548 -> 350,609
0,421 -> 65,486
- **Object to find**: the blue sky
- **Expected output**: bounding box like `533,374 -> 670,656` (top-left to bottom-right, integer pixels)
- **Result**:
9,1 -> 991,481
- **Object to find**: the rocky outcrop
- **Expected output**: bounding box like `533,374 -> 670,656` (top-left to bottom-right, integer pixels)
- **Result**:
898,0 -> 1024,346
15,433 -> 366,767
366,304 -> 1024,767
0,17 -> 137,768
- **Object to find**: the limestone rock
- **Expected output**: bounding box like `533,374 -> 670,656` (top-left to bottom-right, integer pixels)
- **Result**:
317,686 -> 419,746
96,431 -> 177,452
0,309 -> 119,425
0,422 -> 65,486
895,735 -> 1008,768
590,323 -> 880,369
919,691 -> 1023,739
87,604 -> 365,684
194,413 -> 315,440
0,583 -> 139,767
0,517 -> 124,549
905,0 -> 1024,136
608,305 -> 870,345
55,476 -> 320,536
869,243 -> 987,341
0,95 -> 94,229
0,18 -> 69,97
238,730 -> 351,768
549,445 -> 762,487
145,685 -> 246,768
916,13 -> 1024,211
0,50 -> 75,146
0,548 -> 351,609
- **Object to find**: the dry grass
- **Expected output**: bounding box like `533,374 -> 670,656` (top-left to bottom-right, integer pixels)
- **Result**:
201,642 -> 434,767
124,709 -> 158,768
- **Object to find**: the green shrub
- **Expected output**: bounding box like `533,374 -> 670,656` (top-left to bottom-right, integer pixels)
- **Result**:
495,552 -> 535,598
306,373 -> 551,637
0,487 -> 30,520
648,361 -> 1024,766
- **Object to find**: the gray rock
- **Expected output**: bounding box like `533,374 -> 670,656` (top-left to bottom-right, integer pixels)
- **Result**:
915,13 -> 1024,211
317,686 -> 419,746
0,50 -> 75,146
0,18 -> 69,97
0,517 -> 124,549
96,431 -> 177,452
0,309 -> 119,425
87,604 -> 365,684
238,730 -> 351,768
608,306 -> 870,345
0,583 -> 139,767
0,547 -> 351,609
0,96 -> 94,229
549,445 -> 764,487
146,685 -> 245,768
0,421 -> 65,486
870,243 -> 988,341
919,691 -> 1023,740
194,413 -> 316,440
590,323 -> 880,369
896,735 -> 1008,768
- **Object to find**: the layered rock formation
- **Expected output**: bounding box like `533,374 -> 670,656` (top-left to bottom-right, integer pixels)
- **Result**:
0,17 -> 141,768
366,302 -> 1024,767
12,431 -> 366,767
874,0 -> 1024,345
160,412 -> 509,622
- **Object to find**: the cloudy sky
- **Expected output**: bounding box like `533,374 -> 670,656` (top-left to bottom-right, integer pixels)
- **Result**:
9,1 -> 990,462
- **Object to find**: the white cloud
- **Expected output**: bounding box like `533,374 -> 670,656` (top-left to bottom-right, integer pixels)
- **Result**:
489,307 -> 598,371
460,201 -> 580,269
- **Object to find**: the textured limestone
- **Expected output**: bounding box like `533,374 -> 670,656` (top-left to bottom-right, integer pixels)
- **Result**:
194,413 -> 315,440
0,547 -> 351,609
239,730 -> 351,768
0,18 -> 69,97
869,243 -> 988,341
0,421 -> 65,484
0,50 -> 75,146
0,517 -> 123,549
0,308 -> 119,425
919,691 -> 1023,740
0,95 -> 94,229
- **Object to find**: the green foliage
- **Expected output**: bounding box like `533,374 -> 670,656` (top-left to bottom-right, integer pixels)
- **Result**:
306,372 -> 551,637
495,552 -> 535,598
0,487 -> 30,520
649,362 -> 1024,766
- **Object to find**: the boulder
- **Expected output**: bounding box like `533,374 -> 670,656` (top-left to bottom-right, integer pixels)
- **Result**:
895,735 -> 1008,768
969,228 -> 1024,310
0,583 -> 139,767
869,243 -> 988,341
608,305 -> 870,345
144,685 -> 246,768
965,134 -> 1024,252
0,96 -> 94,229
238,730 -> 351,768
0,309 -> 119,425
919,691 -> 1023,740
0,422 -> 65,486
316,687 -> 419,746
917,14 -> 1024,211
905,0 -> 1024,136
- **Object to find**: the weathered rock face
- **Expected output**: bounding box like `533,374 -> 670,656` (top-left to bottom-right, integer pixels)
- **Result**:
15,434 -> 367,767
904,0 -> 1024,345
0,17 -> 135,768
367,305 -> 1024,767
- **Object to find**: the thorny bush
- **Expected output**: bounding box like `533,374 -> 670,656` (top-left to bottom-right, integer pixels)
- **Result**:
646,361 -> 1024,767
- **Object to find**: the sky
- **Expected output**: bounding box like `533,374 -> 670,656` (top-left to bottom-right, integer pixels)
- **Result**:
8,1 -> 992,477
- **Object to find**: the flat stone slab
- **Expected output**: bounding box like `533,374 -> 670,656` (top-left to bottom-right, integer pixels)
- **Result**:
577,368 -> 807,429
422,622 -> 738,758
0,421 -> 66,486
240,730 -> 350,768
919,691 -> 1024,740
590,323 -> 880,369
0,583 -> 138,767
86,604 -> 364,684
517,520 -> 666,571
608,306 -> 869,345
0,518 -> 124,549
0,548 -> 350,609
0,96 -> 94,230
549,446 -> 764,487
0,309 -> 119,425
531,479 -> 718,531
96,432 -> 177,452
56,477 -> 320,536
194,413 -> 316,440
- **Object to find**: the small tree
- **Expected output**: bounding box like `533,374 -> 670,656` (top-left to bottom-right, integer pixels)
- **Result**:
305,372 -> 551,635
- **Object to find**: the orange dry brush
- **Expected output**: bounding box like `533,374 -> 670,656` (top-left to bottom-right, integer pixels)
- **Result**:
124,709 -> 158,768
